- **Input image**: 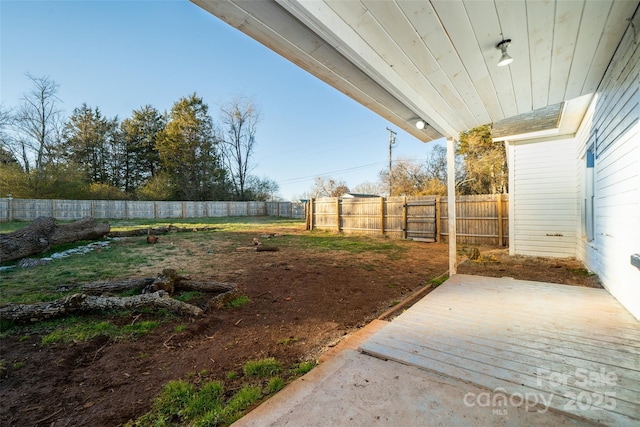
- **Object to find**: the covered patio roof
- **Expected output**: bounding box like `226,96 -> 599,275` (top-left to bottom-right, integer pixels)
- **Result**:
192,0 -> 638,142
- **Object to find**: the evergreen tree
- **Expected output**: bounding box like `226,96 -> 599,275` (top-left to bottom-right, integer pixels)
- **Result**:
60,104 -> 120,188
156,94 -> 228,200
120,105 -> 165,193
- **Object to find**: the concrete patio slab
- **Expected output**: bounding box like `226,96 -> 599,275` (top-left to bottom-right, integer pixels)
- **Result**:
232,275 -> 639,426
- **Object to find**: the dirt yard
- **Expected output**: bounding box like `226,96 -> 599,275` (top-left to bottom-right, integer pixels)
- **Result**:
0,223 -> 600,426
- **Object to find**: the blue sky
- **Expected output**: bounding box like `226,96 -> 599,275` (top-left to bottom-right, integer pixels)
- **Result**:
1,0 -> 443,200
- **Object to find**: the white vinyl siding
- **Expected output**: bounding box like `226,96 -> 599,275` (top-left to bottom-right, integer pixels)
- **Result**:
575,20 -> 640,320
508,137 -> 578,257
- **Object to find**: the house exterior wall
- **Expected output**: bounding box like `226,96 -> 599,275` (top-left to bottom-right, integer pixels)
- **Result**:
575,23 -> 640,320
507,137 -> 578,258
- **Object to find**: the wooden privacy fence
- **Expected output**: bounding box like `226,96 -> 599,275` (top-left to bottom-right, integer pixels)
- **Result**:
307,194 -> 509,246
0,198 -> 306,222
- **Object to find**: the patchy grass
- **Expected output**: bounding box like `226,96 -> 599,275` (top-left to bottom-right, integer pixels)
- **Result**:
225,295 -> 250,309
0,240 -> 147,304
277,336 -> 299,346
41,318 -> 160,345
278,232 -> 407,257
0,217 -> 305,305
429,274 -> 449,287
175,291 -> 204,303
107,216 -> 304,234
242,357 -> 282,378
567,267 -> 595,277
292,361 -> 316,375
265,377 -> 285,394
127,356 -> 308,427
0,312 -> 166,344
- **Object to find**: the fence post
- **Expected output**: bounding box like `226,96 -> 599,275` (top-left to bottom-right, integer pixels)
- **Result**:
497,193 -> 504,246
380,197 -> 385,235
336,198 -> 341,233
154,202 -> 158,219
308,198 -> 314,230
402,196 -> 407,239
182,202 -> 186,218
8,194 -> 13,222
435,197 -> 441,242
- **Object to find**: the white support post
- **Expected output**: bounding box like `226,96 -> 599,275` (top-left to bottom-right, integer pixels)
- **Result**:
447,138 -> 457,275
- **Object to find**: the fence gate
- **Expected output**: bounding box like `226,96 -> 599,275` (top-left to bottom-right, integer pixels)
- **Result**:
405,199 -> 437,242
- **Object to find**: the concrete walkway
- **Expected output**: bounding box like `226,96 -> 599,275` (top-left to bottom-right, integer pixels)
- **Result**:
232,275 -> 640,426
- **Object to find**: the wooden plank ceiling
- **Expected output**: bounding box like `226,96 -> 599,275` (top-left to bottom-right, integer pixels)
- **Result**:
192,0 -> 639,142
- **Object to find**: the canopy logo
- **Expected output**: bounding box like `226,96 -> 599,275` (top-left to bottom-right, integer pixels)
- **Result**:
463,387 -> 552,416
463,367 -> 618,416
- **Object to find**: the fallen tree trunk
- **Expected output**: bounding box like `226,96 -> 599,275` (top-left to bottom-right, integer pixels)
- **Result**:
1,269 -> 239,322
82,278 -> 156,295
0,217 -> 110,263
235,246 -> 279,252
81,272 -> 237,296
0,268 -> 240,322
108,225 -> 218,238
177,280 -> 237,293
0,291 -> 203,322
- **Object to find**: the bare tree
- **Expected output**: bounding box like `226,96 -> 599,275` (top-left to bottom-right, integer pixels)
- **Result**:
352,181 -> 384,196
0,105 -> 14,159
311,176 -> 349,198
12,74 -> 63,173
246,175 -> 280,201
218,97 -> 259,200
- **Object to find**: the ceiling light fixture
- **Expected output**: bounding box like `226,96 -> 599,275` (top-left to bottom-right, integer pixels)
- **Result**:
496,38 -> 513,67
415,119 -> 427,130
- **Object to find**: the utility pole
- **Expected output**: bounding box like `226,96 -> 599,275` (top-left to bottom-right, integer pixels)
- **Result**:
386,127 -> 397,196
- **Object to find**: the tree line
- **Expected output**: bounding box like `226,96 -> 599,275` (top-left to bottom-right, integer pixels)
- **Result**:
0,75 -> 278,201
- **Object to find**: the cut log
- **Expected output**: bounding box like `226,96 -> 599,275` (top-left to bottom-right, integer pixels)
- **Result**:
177,280 -> 237,293
108,225 -> 218,238
235,246 -> 279,252
82,278 -> 156,295
81,273 -> 236,296
0,217 -> 110,263
0,291 -> 203,322
0,268 -> 240,322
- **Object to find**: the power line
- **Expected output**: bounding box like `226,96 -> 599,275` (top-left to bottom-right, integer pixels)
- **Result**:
278,161 -> 386,184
